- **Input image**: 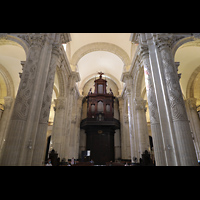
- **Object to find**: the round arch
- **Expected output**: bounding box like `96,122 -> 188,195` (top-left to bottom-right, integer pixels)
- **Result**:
173,36 -> 200,100
0,36 -> 27,98
56,66 -> 65,97
0,34 -> 29,57
71,42 -> 131,67
186,65 -> 200,99
132,60 -> 145,99
172,36 -> 194,58
0,64 -> 14,98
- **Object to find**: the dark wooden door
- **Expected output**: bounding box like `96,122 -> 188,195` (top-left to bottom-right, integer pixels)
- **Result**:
86,126 -> 115,165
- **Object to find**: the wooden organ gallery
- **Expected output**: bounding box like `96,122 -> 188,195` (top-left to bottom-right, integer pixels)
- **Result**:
80,72 -> 120,165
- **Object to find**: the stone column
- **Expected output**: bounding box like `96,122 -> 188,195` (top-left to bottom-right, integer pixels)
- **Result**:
114,98 -> 121,160
69,94 -> 78,159
156,34 -> 198,166
58,72 -> 80,161
139,43 -> 167,166
144,33 -> 185,166
118,97 -> 126,159
69,96 -> 83,159
51,97 -> 67,159
0,34 -> 48,166
31,40 -> 61,166
0,33 -> 64,166
134,97 -> 150,157
74,97 -> 83,159
0,96 -> 14,154
122,73 -> 138,162
185,98 -> 200,160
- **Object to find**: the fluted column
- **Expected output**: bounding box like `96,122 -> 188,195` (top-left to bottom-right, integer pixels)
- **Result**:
157,34 -> 198,165
134,97 -> 150,157
139,44 -> 167,165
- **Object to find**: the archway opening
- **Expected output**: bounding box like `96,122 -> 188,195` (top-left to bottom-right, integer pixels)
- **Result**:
77,51 -> 124,95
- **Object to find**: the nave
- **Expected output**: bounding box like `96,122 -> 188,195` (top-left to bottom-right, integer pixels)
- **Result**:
0,33 -> 200,166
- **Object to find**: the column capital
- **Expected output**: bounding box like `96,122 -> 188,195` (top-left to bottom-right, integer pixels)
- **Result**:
4,96 -> 13,109
121,71 -> 132,83
70,71 -> 81,83
138,43 -> 149,59
154,33 -> 173,50
54,97 -> 67,110
186,98 -> 197,110
154,33 -> 186,51
134,97 -> 147,111
28,33 -> 47,48
118,97 -> 124,112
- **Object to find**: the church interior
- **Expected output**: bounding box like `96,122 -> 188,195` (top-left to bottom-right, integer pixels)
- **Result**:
0,33 -> 200,166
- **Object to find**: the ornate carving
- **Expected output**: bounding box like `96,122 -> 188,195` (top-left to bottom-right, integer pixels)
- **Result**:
155,33 -> 185,50
159,40 -> 188,121
12,35 -> 44,120
0,33 -> 8,40
55,98 -> 66,110
17,33 -> 46,48
142,56 -> 160,124
52,43 -> 61,57
138,44 -> 149,60
39,51 -> 59,124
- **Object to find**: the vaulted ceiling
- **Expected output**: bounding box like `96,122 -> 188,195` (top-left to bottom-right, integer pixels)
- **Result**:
1,33 -> 200,104
67,33 -> 133,94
